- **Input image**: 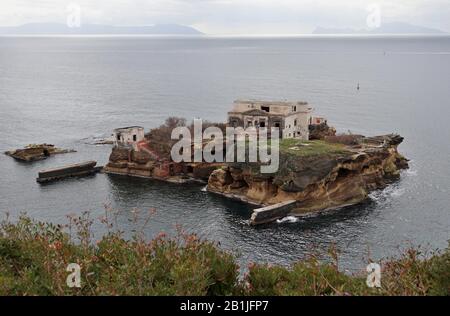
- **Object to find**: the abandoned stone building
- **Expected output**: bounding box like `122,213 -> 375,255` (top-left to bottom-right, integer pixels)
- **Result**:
113,126 -> 145,150
227,100 -> 315,140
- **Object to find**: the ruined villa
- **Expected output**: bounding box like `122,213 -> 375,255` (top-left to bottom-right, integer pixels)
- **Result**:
227,100 -> 325,141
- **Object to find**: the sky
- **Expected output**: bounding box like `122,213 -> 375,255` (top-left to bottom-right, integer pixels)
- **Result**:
0,0 -> 449,34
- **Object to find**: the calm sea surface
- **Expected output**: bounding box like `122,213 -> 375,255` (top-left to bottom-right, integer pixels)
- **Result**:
0,35 -> 449,271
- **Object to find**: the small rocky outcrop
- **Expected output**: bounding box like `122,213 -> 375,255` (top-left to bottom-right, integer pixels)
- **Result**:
109,147 -> 130,162
207,134 -> 409,218
4,144 -> 75,162
309,123 -> 337,140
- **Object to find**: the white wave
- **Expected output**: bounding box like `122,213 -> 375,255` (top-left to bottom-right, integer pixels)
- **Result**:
369,185 -> 405,203
405,168 -> 418,177
404,160 -> 418,177
201,186 -> 208,192
276,216 -> 299,224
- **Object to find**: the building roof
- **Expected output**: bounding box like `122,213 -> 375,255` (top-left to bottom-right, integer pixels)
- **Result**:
234,100 -> 309,107
114,126 -> 144,132
232,100 -> 313,114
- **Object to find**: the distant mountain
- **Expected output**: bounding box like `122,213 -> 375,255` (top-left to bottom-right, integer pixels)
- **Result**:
313,22 -> 446,35
0,23 -> 203,35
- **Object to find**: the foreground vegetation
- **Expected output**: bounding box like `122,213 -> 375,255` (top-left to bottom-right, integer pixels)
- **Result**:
0,213 -> 448,296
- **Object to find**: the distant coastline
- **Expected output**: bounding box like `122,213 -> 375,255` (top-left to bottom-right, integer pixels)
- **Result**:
1,21 -> 448,37
0,23 -> 203,35
313,22 -> 446,35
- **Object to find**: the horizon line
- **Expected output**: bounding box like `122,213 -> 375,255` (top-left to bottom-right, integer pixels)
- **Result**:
1,33 -> 449,38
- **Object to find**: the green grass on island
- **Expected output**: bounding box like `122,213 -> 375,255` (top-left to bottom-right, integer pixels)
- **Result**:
279,139 -> 350,157
253,139 -> 350,159
0,213 -> 448,296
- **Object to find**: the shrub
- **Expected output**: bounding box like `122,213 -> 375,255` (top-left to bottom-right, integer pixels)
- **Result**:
0,214 -> 239,296
244,246 -> 450,296
244,256 -> 368,296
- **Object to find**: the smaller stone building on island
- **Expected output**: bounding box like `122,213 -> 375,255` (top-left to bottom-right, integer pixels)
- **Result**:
113,126 -> 145,150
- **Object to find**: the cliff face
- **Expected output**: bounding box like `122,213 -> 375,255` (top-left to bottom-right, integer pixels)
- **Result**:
104,145 -> 221,183
105,146 -> 155,178
208,134 -> 409,215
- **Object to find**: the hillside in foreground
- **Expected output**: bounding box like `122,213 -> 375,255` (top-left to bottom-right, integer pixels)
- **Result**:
0,214 -> 448,296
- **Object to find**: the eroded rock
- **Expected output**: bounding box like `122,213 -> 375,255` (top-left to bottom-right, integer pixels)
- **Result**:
207,134 -> 409,221
104,145 -> 222,183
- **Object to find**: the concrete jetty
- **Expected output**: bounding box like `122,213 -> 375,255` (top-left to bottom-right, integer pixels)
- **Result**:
250,200 -> 298,225
36,161 -> 102,183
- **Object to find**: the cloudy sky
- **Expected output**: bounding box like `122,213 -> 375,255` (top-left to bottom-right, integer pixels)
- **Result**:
0,0 -> 449,34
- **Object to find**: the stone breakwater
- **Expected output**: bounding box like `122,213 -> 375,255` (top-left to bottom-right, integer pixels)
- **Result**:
207,134 -> 409,222
5,144 -> 75,162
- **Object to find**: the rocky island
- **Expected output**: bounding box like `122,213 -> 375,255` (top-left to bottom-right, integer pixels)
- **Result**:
104,100 -> 409,224
208,134 -> 408,224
